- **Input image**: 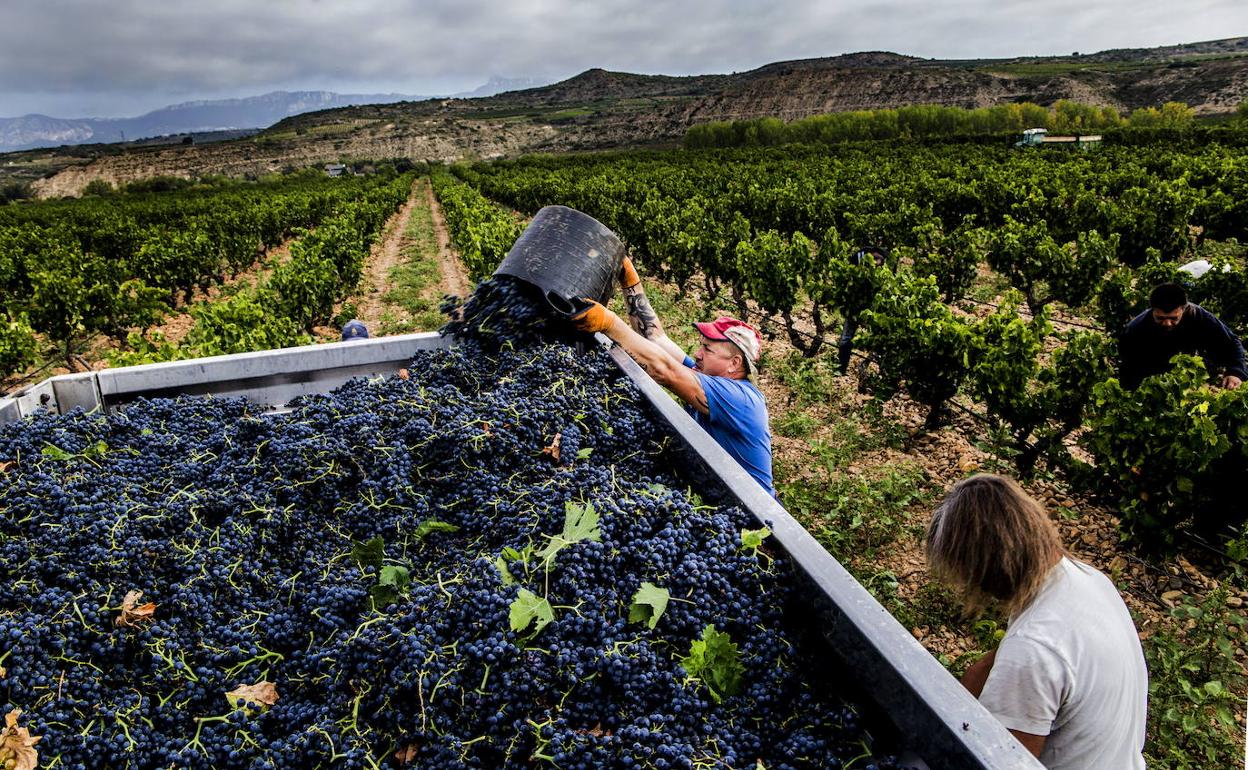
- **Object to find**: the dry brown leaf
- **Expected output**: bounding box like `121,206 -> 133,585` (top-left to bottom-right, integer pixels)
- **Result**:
542,432 -> 562,463
226,681 -> 279,712
115,590 -> 157,627
394,743 -> 420,765
0,709 -> 41,770
577,722 -> 611,738
0,461 -> 12,474
397,368 -> 410,380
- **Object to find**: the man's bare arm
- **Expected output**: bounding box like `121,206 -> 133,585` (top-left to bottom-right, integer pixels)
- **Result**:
1009,730 -> 1046,758
959,648 -> 996,698
597,311 -> 708,414
623,283 -> 687,363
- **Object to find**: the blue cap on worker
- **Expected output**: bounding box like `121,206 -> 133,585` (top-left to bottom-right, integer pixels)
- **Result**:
341,319 -> 369,341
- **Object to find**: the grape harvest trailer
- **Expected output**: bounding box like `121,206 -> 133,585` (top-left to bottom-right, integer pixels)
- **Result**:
0,333 -> 1042,770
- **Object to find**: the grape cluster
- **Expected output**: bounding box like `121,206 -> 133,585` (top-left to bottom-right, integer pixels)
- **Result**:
0,282 -> 911,769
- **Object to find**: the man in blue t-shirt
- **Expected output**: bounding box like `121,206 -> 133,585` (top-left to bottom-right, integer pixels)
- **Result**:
570,258 -> 775,496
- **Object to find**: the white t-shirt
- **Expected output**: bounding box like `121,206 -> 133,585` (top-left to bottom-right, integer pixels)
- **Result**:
979,557 -> 1148,770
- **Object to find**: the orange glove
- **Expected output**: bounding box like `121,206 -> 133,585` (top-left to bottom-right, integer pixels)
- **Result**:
570,299 -> 619,334
619,256 -> 641,290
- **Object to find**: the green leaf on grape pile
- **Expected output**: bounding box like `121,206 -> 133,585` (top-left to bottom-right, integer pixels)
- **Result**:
678,624 -> 745,703
494,557 -> 517,586
509,588 -> 554,635
628,582 -> 670,629
350,536 -> 386,571
537,502 -> 601,567
413,519 -> 460,540
41,440 -> 108,463
369,565 -> 411,608
740,527 -> 771,555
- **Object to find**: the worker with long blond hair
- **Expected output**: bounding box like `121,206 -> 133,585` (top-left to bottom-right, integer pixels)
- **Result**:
926,474 -> 1148,769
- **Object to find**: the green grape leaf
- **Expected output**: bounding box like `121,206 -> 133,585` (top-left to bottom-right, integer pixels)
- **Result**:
740,527 -> 771,554
678,624 -> 745,703
509,589 -> 554,635
576,447 -> 594,460
413,519 -> 460,540
494,556 -> 517,586
40,444 -> 74,462
378,565 -> 410,589
350,536 -> 385,571
369,564 -> 411,608
628,582 -> 670,629
536,502 -> 601,567
561,502 -> 600,543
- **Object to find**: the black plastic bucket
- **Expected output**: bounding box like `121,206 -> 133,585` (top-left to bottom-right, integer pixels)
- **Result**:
493,206 -> 626,315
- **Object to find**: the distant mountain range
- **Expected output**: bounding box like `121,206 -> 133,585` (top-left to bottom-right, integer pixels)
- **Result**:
0,76 -> 547,151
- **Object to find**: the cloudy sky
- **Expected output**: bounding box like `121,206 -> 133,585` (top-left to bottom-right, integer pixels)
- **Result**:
2,0 -> 1244,118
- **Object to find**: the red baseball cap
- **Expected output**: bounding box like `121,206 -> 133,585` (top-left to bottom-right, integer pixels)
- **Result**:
693,317 -> 761,372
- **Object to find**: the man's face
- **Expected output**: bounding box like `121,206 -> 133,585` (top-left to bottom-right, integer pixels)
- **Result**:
1151,306 -> 1185,330
693,338 -> 742,378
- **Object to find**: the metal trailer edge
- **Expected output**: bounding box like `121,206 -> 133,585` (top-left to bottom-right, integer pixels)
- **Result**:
0,332 -> 1043,770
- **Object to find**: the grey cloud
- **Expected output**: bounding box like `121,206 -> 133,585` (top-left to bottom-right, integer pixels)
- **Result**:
0,0 -> 1244,117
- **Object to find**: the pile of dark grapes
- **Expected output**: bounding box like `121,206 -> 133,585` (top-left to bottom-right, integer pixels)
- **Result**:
0,277 -> 908,770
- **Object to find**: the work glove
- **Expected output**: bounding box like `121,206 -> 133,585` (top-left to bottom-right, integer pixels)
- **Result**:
619,256 -> 641,291
569,299 -> 619,334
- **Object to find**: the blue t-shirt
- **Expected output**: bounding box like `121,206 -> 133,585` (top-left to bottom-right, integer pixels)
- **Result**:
682,357 -> 775,496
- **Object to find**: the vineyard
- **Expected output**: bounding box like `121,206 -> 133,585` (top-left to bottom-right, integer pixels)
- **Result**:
0,167 -> 415,380
447,142 -> 1248,548
2,132 -> 1248,768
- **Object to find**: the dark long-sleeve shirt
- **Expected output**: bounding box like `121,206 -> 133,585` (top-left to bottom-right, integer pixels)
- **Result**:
1119,303 -> 1247,389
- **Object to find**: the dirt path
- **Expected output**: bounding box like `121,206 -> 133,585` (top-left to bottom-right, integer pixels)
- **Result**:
346,177 -> 424,333
427,181 -> 473,299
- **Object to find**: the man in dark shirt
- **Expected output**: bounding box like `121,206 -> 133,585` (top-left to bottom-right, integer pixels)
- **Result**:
1119,283 -> 1245,390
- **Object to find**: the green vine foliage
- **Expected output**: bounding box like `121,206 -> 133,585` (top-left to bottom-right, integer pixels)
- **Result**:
0,312 -> 37,377
100,279 -> 169,345
735,229 -> 811,317
1188,260 -> 1248,331
1084,356 -> 1248,546
1108,178 -> 1197,264
986,217 -> 1118,314
1144,587 -> 1247,770
185,290 -> 310,357
857,270 -> 974,427
813,225 -> 891,321
907,216 -> 984,304
431,171 -> 523,282
968,298 -> 1111,474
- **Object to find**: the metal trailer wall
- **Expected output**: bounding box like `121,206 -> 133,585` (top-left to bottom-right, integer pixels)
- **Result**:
0,333 -> 1043,770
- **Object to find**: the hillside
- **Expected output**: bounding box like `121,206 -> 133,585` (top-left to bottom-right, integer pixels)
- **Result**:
10,37 -> 1248,197
0,79 -> 552,153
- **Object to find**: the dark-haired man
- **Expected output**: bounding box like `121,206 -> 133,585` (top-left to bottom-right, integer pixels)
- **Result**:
1118,282 -> 1245,390
570,258 -> 775,496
